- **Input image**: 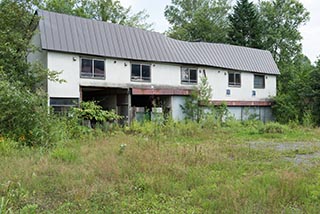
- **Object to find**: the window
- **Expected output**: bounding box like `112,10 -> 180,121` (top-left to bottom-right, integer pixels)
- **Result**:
254,75 -> 265,88
81,58 -> 105,79
181,67 -> 197,84
50,97 -> 79,113
228,72 -> 241,87
131,63 -> 151,81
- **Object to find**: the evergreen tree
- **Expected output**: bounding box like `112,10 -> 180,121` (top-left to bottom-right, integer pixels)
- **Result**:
227,0 -> 262,48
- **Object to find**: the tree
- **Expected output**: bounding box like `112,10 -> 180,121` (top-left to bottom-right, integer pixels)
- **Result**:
0,0 -> 65,145
255,0 -> 312,124
0,0 -> 38,88
35,0 -> 153,30
181,76 -> 212,122
272,55 -> 314,124
259,0 -> 309,66
164,0 -> 230,43
227,0 -> 262,48
309,58 -> 320,124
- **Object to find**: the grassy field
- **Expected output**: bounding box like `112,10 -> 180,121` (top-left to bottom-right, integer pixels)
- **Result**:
1,120 -> 320,213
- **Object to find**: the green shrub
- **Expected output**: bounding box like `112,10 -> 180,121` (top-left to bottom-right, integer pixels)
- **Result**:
223,117 -> 242,128
272,94 -> 299,124
0,80 -> 56,146
73,101 -> 122,123
259,122 -> 289,134
302,110 -> 314,127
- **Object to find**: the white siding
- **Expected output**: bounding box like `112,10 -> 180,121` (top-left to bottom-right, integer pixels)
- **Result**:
204,68 -> 276,101
150,63 -> 181,86
79,60 -> 183,88
47,52 -> 80,98
46,51 -> 277,102
80,59 -> 130,88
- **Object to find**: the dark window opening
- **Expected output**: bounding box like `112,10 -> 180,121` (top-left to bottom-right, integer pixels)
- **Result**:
50,97 -> 79,113
131,63 -> 151,81
81,58 -> 105,79
228,72 -> 241,87
181,67 -> 197,84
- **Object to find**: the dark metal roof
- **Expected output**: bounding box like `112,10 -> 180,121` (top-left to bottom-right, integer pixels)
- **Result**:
37,10 -> 280,75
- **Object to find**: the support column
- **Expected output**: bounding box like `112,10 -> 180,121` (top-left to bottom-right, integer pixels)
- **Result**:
127,88 -> 132,124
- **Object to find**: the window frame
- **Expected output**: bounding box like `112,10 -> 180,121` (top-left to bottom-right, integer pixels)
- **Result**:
228,72 -> 241,87
49,97 -> 79,113
130,63 -> 151,82
80,57 -> 106,79
254,74 -> 265,89
181,67 -> 198,84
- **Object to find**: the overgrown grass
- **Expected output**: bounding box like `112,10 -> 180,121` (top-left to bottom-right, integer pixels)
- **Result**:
1,120 -> 320,213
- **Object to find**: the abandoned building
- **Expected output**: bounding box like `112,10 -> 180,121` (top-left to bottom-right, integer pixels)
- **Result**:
28,10 -> 280,123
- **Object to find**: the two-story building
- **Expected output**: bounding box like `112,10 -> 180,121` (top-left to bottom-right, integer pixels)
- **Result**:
29,10 -> 280,122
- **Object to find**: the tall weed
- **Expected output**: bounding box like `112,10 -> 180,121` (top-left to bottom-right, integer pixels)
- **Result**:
259,122 -> 289,134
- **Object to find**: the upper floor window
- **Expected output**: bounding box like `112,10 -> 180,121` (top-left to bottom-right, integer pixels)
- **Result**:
181,67 -> 197,84
254,74 -> 265,89
131,63 -> 151,82
81,58 -> 105,79
228,72 -> 241,87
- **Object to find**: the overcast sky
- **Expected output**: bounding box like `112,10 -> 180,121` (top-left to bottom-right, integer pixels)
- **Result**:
119,0 -> 320,63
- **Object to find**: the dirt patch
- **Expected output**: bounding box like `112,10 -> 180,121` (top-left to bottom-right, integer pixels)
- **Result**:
285,152 -> 320,165
249,141 -> 320,165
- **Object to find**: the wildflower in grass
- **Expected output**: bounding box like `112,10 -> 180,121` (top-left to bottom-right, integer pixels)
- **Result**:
19,135 -> 25,142
119,143 -> 127,155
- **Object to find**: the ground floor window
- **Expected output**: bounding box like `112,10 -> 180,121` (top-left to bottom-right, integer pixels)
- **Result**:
50,97 -> 79,113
